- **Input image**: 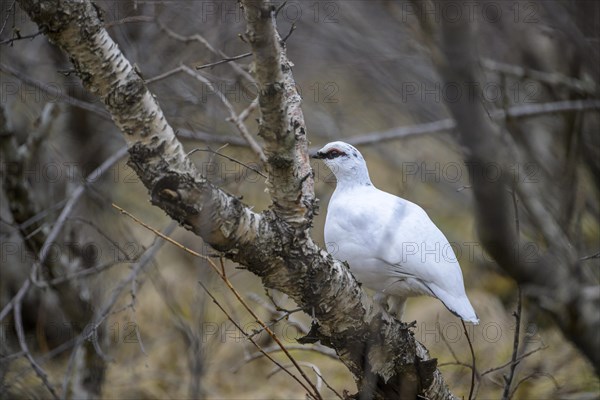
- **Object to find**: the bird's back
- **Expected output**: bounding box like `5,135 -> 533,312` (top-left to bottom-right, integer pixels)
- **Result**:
325,185 -> 478,323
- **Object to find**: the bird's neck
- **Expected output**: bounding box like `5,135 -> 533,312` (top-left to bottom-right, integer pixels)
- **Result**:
333,166 -> 373,188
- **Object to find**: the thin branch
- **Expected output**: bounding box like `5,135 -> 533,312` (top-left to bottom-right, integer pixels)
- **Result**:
501,99 -> 600,119
312,99 -> 600,151
0,29 -> 44,45
196,52 -> 252,70
129,269 -> 148,357
179,65 -> 267,164
238,96 -> 259,122
187,147 -> 267,178
112,203 -> 322,400
14,299 -> 59,399
481,345 -> 548,376
176,128 -> 249,146
215,258 -> 322,400
241,344 -> 338,366
90,223 -> 175,331
38,146 -> 129,263
156,19 -> 254,83
437,361 -> 476,370
282,23 -> 296,42
61,339 -> 82,398
0,62 -> 110,119
247,292 -> 310,336
104,15 -> 154,28
501,288 -> 522,400
46,260 -> 130,286
345,118 -> 455,147
146,65 -> 267,164
438,318 -> 461,364
461,320 -> 477,400
60,223 -> 173,394
509,372 -> 560,399
0,279 -> 30,322
579,251 -> 600,261
310,366 -> 344,400
18,199 -> 67,231
511,185 -> 520,238
481,57 -> 597,96
246,308 -> 303,339
0,0 -> 16,36
199,281 -> 318,399
266,361 -> 322,387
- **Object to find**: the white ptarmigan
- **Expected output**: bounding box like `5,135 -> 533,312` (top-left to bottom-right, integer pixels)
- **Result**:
314,141 -> 479,324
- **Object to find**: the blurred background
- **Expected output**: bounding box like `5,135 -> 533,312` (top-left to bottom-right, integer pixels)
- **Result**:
1,0 -> 599,398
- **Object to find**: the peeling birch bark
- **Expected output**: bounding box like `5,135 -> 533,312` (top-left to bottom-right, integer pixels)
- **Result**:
17,0 -> 458,398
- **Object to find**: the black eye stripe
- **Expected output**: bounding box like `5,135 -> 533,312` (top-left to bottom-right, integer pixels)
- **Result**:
325,149 -> 346,159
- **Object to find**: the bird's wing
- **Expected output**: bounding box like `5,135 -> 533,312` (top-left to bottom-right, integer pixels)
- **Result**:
372,192 -> 467,295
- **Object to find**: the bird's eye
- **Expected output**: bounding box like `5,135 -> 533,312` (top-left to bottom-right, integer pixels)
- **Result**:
326,149 -> 345,159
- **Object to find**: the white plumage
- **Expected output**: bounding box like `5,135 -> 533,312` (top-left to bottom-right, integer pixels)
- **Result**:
314,141 -> 479,324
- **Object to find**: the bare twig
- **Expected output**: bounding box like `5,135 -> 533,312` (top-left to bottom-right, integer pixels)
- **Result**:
157,19 -> 254,83
310,365 -> 344,400
112,204 -> 322,400
247,308 -> 303,339
501,288 -> 522,400
104,15 -> 154,28
187,147 -> 267,178
14,300 -> 59,399
579,251 -> 600,261
0,146 -> 128,320
238,97 -> 259,121
215,258 -> 322,400
438,318 -> 461,364
146,65 -> 267,164
176,128 -> 248,146
0,0 -> 16,36
0,62 -> 110,119
500,99 -> 600,119
0,278 -> 30,322
461,320 -> 477,400
0,29 -> 43,45
199,281 -> 318,399
38,146 -> 129,262
196,52 -> 252,70
437,361 -> 477,370
309,99 -> 600,151
129,270 -> 148,357
179,65 -> 267,164
511,185 -> 520,237
481,57 -> 597,96
509,372 -> 560,399
282,23 -> 296,42
248,292 -> 310,335
241,344 -> 338,366
481,345 -> 548,376
46,260 -> 130,286
332,119 -> 456,150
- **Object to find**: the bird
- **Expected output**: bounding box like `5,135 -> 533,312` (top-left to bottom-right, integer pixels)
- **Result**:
313,141 -> 479,324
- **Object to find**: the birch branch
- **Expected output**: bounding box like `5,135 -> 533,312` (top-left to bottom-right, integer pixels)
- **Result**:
241,0 -> 315,228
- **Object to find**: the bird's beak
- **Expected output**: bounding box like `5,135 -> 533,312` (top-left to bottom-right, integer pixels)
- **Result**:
312,151 -> 324,159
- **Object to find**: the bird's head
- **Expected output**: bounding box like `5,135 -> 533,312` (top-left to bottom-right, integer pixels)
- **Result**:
312,141 -> 372,186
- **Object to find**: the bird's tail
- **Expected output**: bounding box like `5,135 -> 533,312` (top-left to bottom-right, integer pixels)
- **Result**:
431,285 -> 479,324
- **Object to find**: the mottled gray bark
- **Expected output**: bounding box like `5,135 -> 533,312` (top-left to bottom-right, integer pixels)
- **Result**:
16,0 -> 460,398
